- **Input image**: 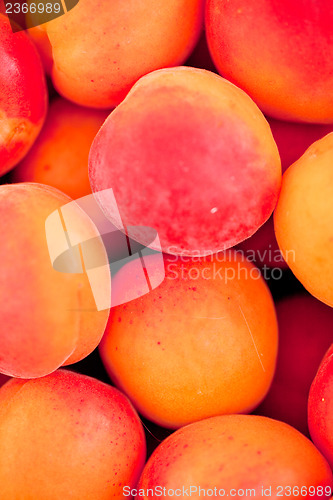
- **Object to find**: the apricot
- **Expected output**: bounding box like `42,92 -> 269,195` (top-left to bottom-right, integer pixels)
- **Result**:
13,98 -> 108,199
309,345 -> 333,469
0,183 -> 110,378
100,251 -> 278,429
257,294 -> 333,435
89,67 -> 281,256
0,370 -> 146,499
27,0 -> 204,108
274,133 -> 333,307
206,0 -> 333,123
0,13 -> 47,176
137,415 -> 333,498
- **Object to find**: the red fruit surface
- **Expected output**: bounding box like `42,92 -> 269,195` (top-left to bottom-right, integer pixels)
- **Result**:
309,345 -> 333,469
0,13 -> 47,176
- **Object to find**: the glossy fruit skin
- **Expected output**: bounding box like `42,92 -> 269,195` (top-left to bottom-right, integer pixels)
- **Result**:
0,370 -> 146,500
206,0 -> 333,123
13,98 -> 108,199
89,66 -> 281,256
257,295 -> 333,435
0,14 -> 47,176
100,251 -> 278,429
0,183 -> 109,378
274,133 -> 333,308
138,415 -> 333,498
309,345 -> 333,470
28,0 -> 205,108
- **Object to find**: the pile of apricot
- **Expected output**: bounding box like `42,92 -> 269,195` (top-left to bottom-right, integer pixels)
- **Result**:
0,1 -> 332,498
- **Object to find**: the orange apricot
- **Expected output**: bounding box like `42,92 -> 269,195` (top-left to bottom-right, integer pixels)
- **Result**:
89,66 -> 281,256
13,98 -> 108,199
100,251 -> 278,429
0,370 -> 146,499
137,415 -> 333,498
0,183 -> 109,378
28,0 -> 204,108
274,133 -> 333,307
206,0 -> 333,122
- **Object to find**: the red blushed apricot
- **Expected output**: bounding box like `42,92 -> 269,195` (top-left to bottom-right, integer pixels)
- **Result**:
12,98 -> 108,199
0,370 -> 146,499
0,14 -> 47,176
27,0 -> 204,108
206,0 -> 333,123
89,67 -> 281,256
100,252 -> 278,429
138,415 -> 333,498
256,295 -> 333,436
274,133 -> 333,308
0,183 -> 110,378
309,345 -> 333,469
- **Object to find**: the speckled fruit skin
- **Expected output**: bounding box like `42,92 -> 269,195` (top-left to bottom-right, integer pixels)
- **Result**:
89,66 -> 281,256
274,133 -> 333,308
28,0 -> 204,108
206,0 -> 333,123
0,183 -> 109,378
100,252 -> 278,429
137,415 -> 333,499
309,345 -> 333,470
257,295 -> 333,436
0,370 -> 146,500
0,14 -> 47,176
13,98 -> 108,199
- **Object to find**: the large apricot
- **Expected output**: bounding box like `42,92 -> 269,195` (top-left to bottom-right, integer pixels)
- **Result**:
206,0 -> 333,122
274,133 -> 333,307
0,183 -> 109,378
89,67 -> 281,256
0,13 -> 47,176
309,345 -> 333,469
137,415 -> 333,498
257,295 -> 333,435
0,370 -> 146,499
28,0 -> 204,108
13,98 -> 108,199
100,251 -> 278,429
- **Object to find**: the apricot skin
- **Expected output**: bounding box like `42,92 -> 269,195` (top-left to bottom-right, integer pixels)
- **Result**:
0,370 -> 146,500
274,133 -> 333,308
28,0 -> 204,108
89,66 -> 281,256
100,252 -> 278,429
257,295 -> 333,435
0,183 -> 109,378
206,0 -> 333,123
13,98 -> 108,199
0,14 -> 47,176
138,415 -> 333,498
308,345 -> 333,469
